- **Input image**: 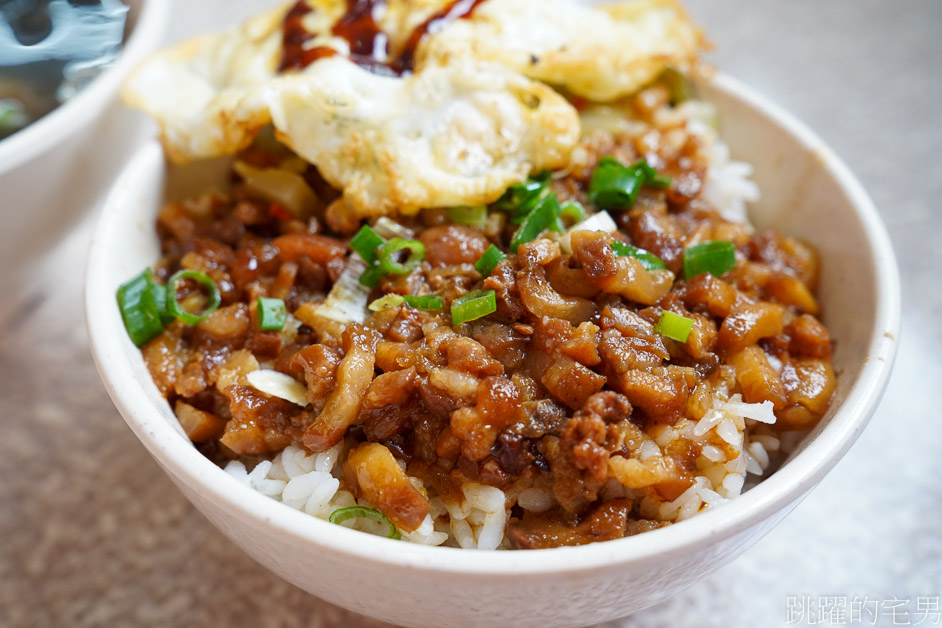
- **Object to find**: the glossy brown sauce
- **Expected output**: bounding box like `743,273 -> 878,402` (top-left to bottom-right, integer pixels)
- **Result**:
278,0 -> 486,75
331,0 -> 389,71
279,0 -> 338,72
391,0 -> 488,74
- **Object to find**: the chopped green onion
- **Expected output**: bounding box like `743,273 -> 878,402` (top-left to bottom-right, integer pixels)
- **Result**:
358,237 -> 426,287
656,310 -> 695,343
559,200 -> 586,225
116,268 -> 165,347
474,244 -> 506,278
496,171 -> 550,207
495,171 -> 552,223
683,240 -> 737,278
350,225 -> 385,264
369,293 -> 442,312
166,270 -> 221,326
368,293 -> 406,311
610,241 -> 667,271
150,282 -> 176,325
329,506 -> 401,540
588,157 -> 645,211
588,157 -> 672,211
510,192 -> 561,252
451,290 -> 497,326
659,67 -> 693,105
647,162 -> 671,184
257,297 -> 287,330
494,171 -> 566,238
636,160 -> 672,189
403,294 -> 443,311
648,171 -> 673,189
377,238 -> 425,275
447,205 -> 488,229
358,262 -> 387,288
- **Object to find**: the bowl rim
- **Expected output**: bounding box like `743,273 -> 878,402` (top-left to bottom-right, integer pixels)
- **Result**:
0,0 -> 172,169
85,71 -> 900,576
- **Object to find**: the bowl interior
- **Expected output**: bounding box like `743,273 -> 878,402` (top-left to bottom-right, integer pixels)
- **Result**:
86,73 -> 899,576
698,76 -> 898,459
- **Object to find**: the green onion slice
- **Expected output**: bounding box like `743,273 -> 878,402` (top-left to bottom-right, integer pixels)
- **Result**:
510,193 -> 561,252
588,157 -> 672,211
659,66 -> 694,105
635,160 -> 672,189
474,244 -> 506,278
549,216 -> 566,234
588,157 -> 646,211
368,294 -> 406,311
559,200 -> 587,225
150,282 -> 176,325
494,171 -> 565,238
683,240 -> 737,278
167,270 -> 221,326
495,171 -> 552,223
447,205 -> 488,229
257,297 -> 287,331
377,238 -> 426,275
451,289 -> 497,326
358,238 -> 426,287
403,294 -> 443,311
647,170 -> 673,189
358,263 -> 387,288
350,225 -> 385,264
496,171 -> 550,207
656,310 -> 695,343
610,241 -> 667,271
370,293 -> 442,312
328,506 -> 401,540
116,268 -> 165,347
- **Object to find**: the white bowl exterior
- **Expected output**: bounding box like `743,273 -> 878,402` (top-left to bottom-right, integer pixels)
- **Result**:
0,0 -> 170,321
86,74 -> 899,627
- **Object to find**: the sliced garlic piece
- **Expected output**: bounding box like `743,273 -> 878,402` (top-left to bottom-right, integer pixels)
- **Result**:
246,369 -> 309,407
559,210 -> 617,254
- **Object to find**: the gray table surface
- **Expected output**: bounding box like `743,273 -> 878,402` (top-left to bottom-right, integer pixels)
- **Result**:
2,1 -> 939,626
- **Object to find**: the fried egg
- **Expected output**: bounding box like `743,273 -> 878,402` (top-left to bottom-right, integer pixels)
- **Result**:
122,0 -> 703,218
420,0 -> 704,101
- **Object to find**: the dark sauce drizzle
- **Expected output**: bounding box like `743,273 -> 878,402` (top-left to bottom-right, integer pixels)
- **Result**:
391,0 -> 487,74
279,0 -> 340,71
278,0 -> 487,76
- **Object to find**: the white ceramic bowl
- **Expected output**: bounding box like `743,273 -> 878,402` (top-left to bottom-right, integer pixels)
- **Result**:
0,0 -> 170,323
86,73 -> 899,627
